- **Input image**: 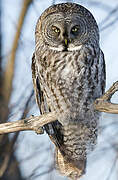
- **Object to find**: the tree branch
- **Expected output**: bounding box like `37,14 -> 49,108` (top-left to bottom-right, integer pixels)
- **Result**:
0,81 -> 118,135
94,81 -> 118,113
0,112 -> 56,135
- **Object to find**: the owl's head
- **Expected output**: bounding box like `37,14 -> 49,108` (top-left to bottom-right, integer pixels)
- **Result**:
36,3 -> 99,52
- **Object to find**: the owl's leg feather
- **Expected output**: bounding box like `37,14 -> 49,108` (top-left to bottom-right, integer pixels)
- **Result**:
55,149 -> 85,180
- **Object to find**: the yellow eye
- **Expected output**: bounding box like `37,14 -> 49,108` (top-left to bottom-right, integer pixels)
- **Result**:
52,26 -> 60,35
71,26 -> 79,35
72,27 -> 78,32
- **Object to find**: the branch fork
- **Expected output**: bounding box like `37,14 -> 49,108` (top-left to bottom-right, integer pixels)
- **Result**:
94,81 -> 118,113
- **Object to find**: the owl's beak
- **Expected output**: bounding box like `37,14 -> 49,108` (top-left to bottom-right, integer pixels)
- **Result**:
63,38 -> 71,51
64,39 -> 68,46
64,38 -> 71,46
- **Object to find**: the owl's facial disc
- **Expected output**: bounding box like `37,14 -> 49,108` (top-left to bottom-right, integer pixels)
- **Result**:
47,22 -> 83,52
41,11 -> 98,52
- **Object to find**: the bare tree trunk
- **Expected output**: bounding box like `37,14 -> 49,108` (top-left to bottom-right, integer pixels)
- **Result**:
0,1 -> 33,179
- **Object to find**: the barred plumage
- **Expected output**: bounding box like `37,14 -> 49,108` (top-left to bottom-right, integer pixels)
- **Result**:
32,3 -> 106,179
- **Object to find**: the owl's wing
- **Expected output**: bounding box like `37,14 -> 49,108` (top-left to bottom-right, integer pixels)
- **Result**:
32,53 -> 41,110
31,53 -> 63,149
100,49 -> 106,94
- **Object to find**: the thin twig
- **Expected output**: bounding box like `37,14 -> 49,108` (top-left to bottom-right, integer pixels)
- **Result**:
99,5 -> 118,32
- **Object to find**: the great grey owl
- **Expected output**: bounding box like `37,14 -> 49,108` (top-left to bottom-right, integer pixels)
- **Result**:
32,2 -> 106,179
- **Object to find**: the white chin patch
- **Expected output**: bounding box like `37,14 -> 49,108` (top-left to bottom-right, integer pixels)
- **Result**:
68,45 -> 82,51
49,46 -> 64,52
49,45 -> 82,52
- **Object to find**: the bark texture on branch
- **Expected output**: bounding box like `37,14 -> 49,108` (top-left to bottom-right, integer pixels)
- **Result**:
0,112 -> 56,135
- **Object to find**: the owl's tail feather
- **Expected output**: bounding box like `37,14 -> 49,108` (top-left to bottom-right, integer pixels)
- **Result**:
55,149 -> 86,180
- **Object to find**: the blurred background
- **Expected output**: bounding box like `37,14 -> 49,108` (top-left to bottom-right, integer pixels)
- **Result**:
0,0 -> 118,179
